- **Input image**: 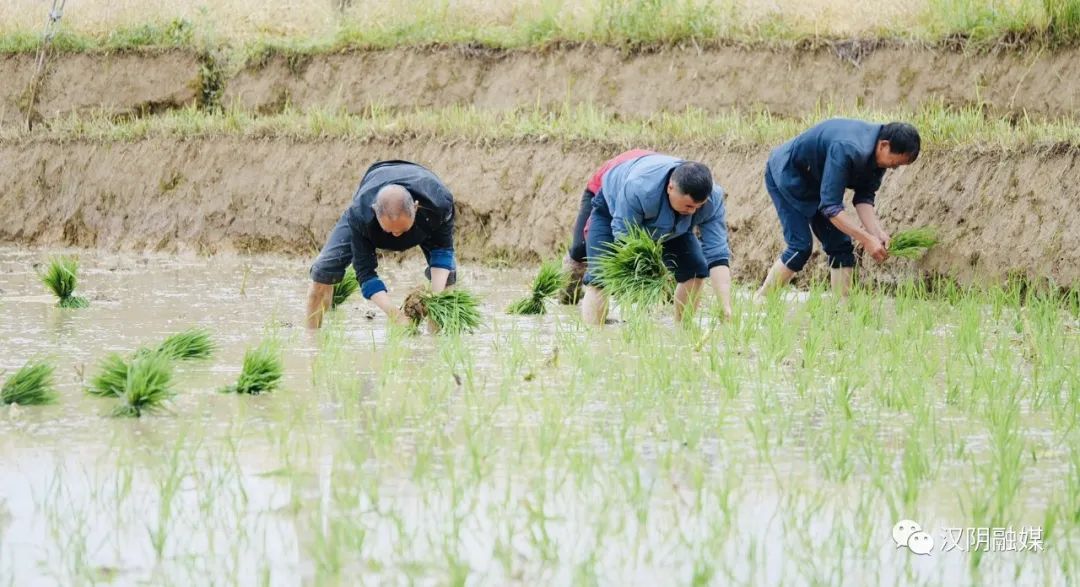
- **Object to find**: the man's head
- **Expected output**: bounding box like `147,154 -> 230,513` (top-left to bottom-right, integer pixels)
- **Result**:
372,184 -> 418,237
875,122 -> 921,169
666,161 -> 713,215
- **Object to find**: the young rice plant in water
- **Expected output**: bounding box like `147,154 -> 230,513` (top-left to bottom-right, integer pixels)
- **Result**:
507,259 -> 568,315
221,340 -> 283,394
155,328 -> 215,361
112,352 -> 176,417
1,361 -> 58,405
40,255 -> 89,308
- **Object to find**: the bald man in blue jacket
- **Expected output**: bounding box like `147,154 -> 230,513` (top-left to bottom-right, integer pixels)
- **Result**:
756,119 -> 921,297
581,153 -> 732,325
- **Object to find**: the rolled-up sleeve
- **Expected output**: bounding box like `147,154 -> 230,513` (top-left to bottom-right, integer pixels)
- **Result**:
426,207 -> 456,271
819,143 -> 852,218
347,208 -> 385,299
698,195 -> 731,268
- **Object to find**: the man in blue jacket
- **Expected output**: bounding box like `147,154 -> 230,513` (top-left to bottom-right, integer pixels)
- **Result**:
581,153 -> 732,325
756,119 -> 921,297
305,160 -> 457,328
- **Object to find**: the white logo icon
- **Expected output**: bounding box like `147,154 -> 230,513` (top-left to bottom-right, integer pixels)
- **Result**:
893,520 -> 934,555
908,531 -> 935,555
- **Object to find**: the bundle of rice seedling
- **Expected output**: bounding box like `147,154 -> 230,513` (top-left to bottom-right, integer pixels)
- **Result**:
332,266 -> 360,308
111,352 -> 175,417
507,260 -> 569,315
40,256 -> 89,308
888,227 -> 939,260
88,328 -> 215,399
155,328 -> 215,361
402,288 -> 482,334
1,361 -> 58,405
592,225 -> 675,308
87,352 -> 133,398
220,341 -> 283,395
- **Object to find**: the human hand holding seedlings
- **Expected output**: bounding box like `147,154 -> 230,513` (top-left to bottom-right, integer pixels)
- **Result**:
371,291 -> 412,326
829,211 -> 888,262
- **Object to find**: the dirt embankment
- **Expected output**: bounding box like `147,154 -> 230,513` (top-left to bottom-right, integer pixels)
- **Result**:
225,45 -> 1080,119
3,44 -> 1080,127
1,137 -> 1076,286
0,51 -> 201,129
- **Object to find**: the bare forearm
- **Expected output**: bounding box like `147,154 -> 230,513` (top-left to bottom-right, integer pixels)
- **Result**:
305,282 -> 333,329
709,265 -> 732,313
855,203 -> 883,236
828,211 -> 874,245
429,267 -> 451,293
370,291 -> 398,318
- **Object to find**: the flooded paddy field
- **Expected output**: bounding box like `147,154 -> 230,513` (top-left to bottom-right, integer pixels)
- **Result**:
0,246 -> 1077,586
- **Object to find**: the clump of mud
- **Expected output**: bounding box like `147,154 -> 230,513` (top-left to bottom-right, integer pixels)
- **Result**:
401,286 -> 428,324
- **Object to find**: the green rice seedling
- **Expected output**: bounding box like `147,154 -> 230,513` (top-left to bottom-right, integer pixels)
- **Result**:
220,341 -> 283,394
592,225 -> 674,308
507,259 -> 568,315
87,352 -> 135,398
1,361 -> 58,405
888,227 -> 938,260
39,255 -> 89,308
111,352 -> 175,417
332,266 -> 360,308
155,328 -> 215,361
402,288 -> 482,334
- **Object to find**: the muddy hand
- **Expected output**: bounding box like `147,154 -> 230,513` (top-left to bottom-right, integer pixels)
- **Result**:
863,236 -> 888,262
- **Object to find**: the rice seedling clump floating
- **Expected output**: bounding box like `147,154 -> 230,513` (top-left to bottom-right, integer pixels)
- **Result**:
402,288 -> 482,334
220,340 -> 283,395
1,361 -> 58,406
155,328 -> 216,361
592,225 -> 675,308
889,227 -> 939,260
507,259 -> 568,315
40,256 -> 89,308
111,352 -> 176,418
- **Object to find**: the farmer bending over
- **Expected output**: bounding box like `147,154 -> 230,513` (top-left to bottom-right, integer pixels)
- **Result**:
561,148 -> 654,303
306,160 -> 456,328
756,119 -> 920,297
581,153 -> 733,325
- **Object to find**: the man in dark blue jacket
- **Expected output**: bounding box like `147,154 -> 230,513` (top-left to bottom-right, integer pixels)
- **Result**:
581,153 -> 732,325
305,160 -> 456,328
756,119 -> 921,297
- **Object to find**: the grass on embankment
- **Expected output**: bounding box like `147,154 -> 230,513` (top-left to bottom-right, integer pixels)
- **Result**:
2,0 -> 1080,55
7,103 -> 1080,153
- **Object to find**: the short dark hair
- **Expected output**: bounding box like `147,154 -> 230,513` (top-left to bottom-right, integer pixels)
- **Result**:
879,122 -> 921,161
671,161 -> 713,202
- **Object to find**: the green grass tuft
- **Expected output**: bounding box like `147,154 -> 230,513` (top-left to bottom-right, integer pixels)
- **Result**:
221,341 -> 284,395
507,259 -> 568,315
592,225 -> 675,308
40,255 -> 90,308
111,352 -> 175,417
156,328 -> 216,361
1,361 -> 58,406
889,227 -> 939,260
332,266 -> 360,308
